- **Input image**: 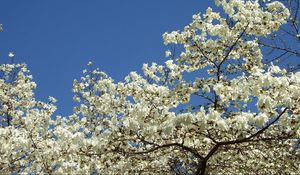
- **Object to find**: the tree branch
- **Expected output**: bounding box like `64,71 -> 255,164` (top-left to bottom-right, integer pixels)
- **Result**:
131,142 -> 204,159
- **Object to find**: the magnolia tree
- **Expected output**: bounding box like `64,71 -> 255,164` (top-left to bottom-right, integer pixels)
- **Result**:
258,0 -> 300,72
1,0 -> 300,174
0,62 -> 56,172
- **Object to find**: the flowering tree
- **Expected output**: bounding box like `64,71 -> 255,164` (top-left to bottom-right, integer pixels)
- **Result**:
259,0 -> 300,72
1,0 -> 299,174
0,61 -> 56,173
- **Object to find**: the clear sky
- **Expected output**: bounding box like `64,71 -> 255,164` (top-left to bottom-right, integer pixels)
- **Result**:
0,0 -> 215,116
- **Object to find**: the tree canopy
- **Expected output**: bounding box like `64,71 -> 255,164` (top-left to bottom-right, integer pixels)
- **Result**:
0,0 -> 299,174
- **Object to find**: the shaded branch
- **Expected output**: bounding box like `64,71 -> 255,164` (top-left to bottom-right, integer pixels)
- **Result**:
131,142 -> 204,159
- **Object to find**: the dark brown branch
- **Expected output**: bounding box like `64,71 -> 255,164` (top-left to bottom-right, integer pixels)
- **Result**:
196,108 -> 288,175
219,107 -> 289,145
258,41 -> 300,57
218,23 -> 249,68
131,142 -> 203,159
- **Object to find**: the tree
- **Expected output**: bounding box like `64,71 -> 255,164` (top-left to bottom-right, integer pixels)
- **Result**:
0,0 -> 299,174
259,0 -> 300,72
0,60 -> 56,173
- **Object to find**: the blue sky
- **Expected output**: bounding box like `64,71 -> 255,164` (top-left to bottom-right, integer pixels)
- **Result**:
0,0 -> 214,116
